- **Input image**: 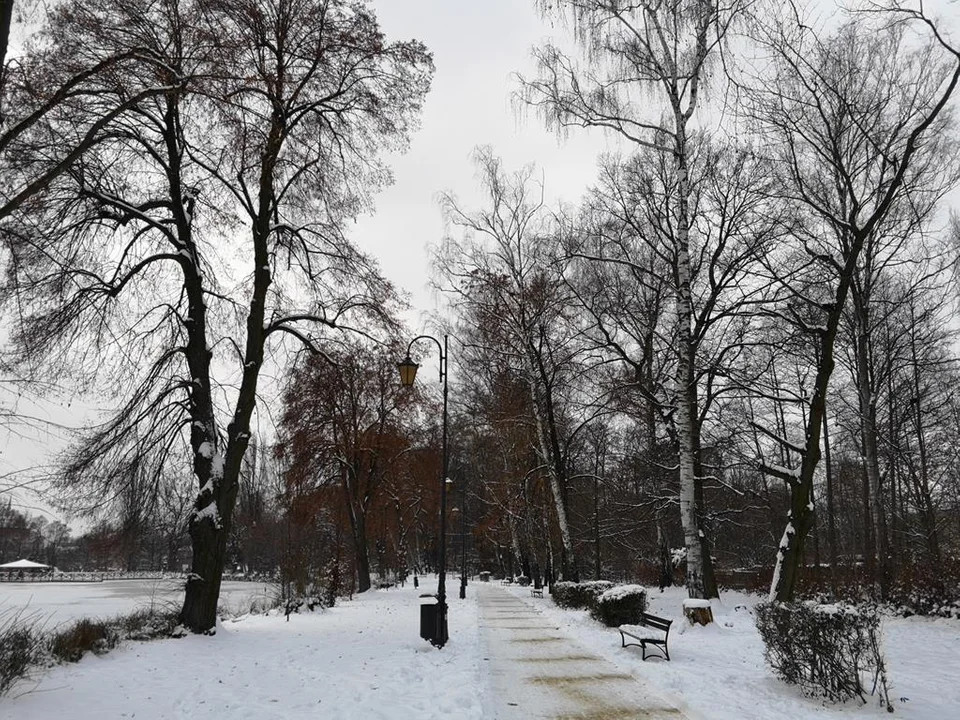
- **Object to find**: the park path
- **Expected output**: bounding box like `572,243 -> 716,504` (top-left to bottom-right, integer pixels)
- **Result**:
477,583 -> 691,720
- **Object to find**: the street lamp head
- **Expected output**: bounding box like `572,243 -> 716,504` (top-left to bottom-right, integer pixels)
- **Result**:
397,356 -> 419,387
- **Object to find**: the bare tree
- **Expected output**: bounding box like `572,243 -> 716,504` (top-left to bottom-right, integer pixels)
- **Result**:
741,6 -> 960,601
520,0 -> 742,598
1,0 -> 432,631
278,339 -> 414,593
568,137 -> 778,596
436,148 -> 603,581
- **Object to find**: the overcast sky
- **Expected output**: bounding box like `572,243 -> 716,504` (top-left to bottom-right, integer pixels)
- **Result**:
354,0 -> 617,325
2,0 -> 616,511
4,0 -> 958,514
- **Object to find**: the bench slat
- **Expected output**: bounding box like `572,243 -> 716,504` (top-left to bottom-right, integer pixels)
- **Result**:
618,612 -> 672,661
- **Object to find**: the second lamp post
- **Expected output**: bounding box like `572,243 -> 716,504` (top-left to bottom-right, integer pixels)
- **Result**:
397,335 -> 449,648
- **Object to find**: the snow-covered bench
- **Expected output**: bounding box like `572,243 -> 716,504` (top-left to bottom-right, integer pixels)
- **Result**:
530,584 -> 543,598
618,612 -> 672,661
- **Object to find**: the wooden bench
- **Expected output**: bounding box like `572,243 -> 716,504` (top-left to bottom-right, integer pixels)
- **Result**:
530,585 -> 543,598
618,612 -> 672,661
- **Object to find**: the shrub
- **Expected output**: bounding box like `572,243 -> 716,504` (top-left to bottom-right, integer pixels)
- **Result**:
591,585 -> 648,627
2,606 -> 184,696
50,619 -> 120,663
115,608 -> 181,641
551,580 -> 614,609
755,601 -> 892,709
0,610 -> 44,696
280,581 -> 333,620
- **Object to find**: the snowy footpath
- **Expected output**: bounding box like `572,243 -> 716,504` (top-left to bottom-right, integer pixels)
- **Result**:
478,583 -> 686,718
1,579 -> 959,719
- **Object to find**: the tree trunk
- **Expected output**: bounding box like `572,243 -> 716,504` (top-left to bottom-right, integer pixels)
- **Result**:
593,469 -> 601,580
674,136 -> 715,599
656,514 -> 673,589
910,326 -> 941,567
527,370 -> 578,581
849,289 -> 884,591
181,90 -> 279,631
822,405 -> 837,582
181,508 -> 230,632
0,0 -> 12,80
353,513 -> 372,593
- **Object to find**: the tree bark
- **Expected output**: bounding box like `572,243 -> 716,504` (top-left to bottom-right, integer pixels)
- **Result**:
822,405 -> 837,580
675,135 -> 716,599
0,0 -> 12,79
526,356 -> 579,581
181,76 -> 280,632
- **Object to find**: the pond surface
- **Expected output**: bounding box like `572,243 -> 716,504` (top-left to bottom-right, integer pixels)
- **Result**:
0,579 -> 276,627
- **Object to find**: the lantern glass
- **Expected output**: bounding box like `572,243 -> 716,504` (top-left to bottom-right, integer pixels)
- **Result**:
397,357 -> 419,387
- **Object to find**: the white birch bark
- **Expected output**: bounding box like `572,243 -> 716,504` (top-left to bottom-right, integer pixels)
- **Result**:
674,155 -> 706,599
525,359 -> 578,579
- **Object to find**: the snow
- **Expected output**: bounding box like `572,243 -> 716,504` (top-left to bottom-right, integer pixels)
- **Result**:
0,559 -> 49,569
197,441 -> 214,459
599,583 -> 646,601
3,578 -> 482,720
0,580 -> 273,627
769,464 -> 800,479
211,452 -> 224,482
193,501 -> 221,527
682,598 -> 711,609
507,585 -> 960,720
1,582 -> 958,719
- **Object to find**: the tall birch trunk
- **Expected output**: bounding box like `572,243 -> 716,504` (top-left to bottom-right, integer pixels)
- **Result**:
674,129 -> 717,599
525,352 -> 579,581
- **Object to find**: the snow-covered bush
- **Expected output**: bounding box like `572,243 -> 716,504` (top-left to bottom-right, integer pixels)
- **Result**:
590,584 -> 647,627
886,558 -> 960,618
116,608 -> 182,641
1,607 -> 183,696
50,618 -> 121,662
0,609 -> 44,696
755,601 -> 891,709
551,580 -> 614,609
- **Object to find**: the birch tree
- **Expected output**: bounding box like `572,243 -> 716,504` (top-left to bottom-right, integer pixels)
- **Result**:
568,139 -> 778,596
520,0 -> 741,598
0,0 -> 432,631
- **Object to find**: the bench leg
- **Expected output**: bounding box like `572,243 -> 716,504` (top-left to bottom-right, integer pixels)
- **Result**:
639,641 -> 670,661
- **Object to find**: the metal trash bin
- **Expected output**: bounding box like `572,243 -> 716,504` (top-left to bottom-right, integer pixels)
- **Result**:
420,597 -> 438,641
419,594 -> 448,646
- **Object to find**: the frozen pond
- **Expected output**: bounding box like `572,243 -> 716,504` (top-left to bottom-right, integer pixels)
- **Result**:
0,579 -> 277,627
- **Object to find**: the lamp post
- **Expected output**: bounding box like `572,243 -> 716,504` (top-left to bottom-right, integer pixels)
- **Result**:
459,471 -> 467,599
397,335 -> 449,648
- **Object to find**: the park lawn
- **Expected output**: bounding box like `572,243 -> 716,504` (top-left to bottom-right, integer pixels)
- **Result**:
1,579 -> 958,719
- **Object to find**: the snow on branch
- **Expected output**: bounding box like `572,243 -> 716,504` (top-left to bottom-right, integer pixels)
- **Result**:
749,420 -> 807,457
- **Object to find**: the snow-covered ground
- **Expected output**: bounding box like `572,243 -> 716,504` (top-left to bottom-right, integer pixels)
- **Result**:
0,579 -> 957,719
513,584 -> 960,719
3,577 -> 483,720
